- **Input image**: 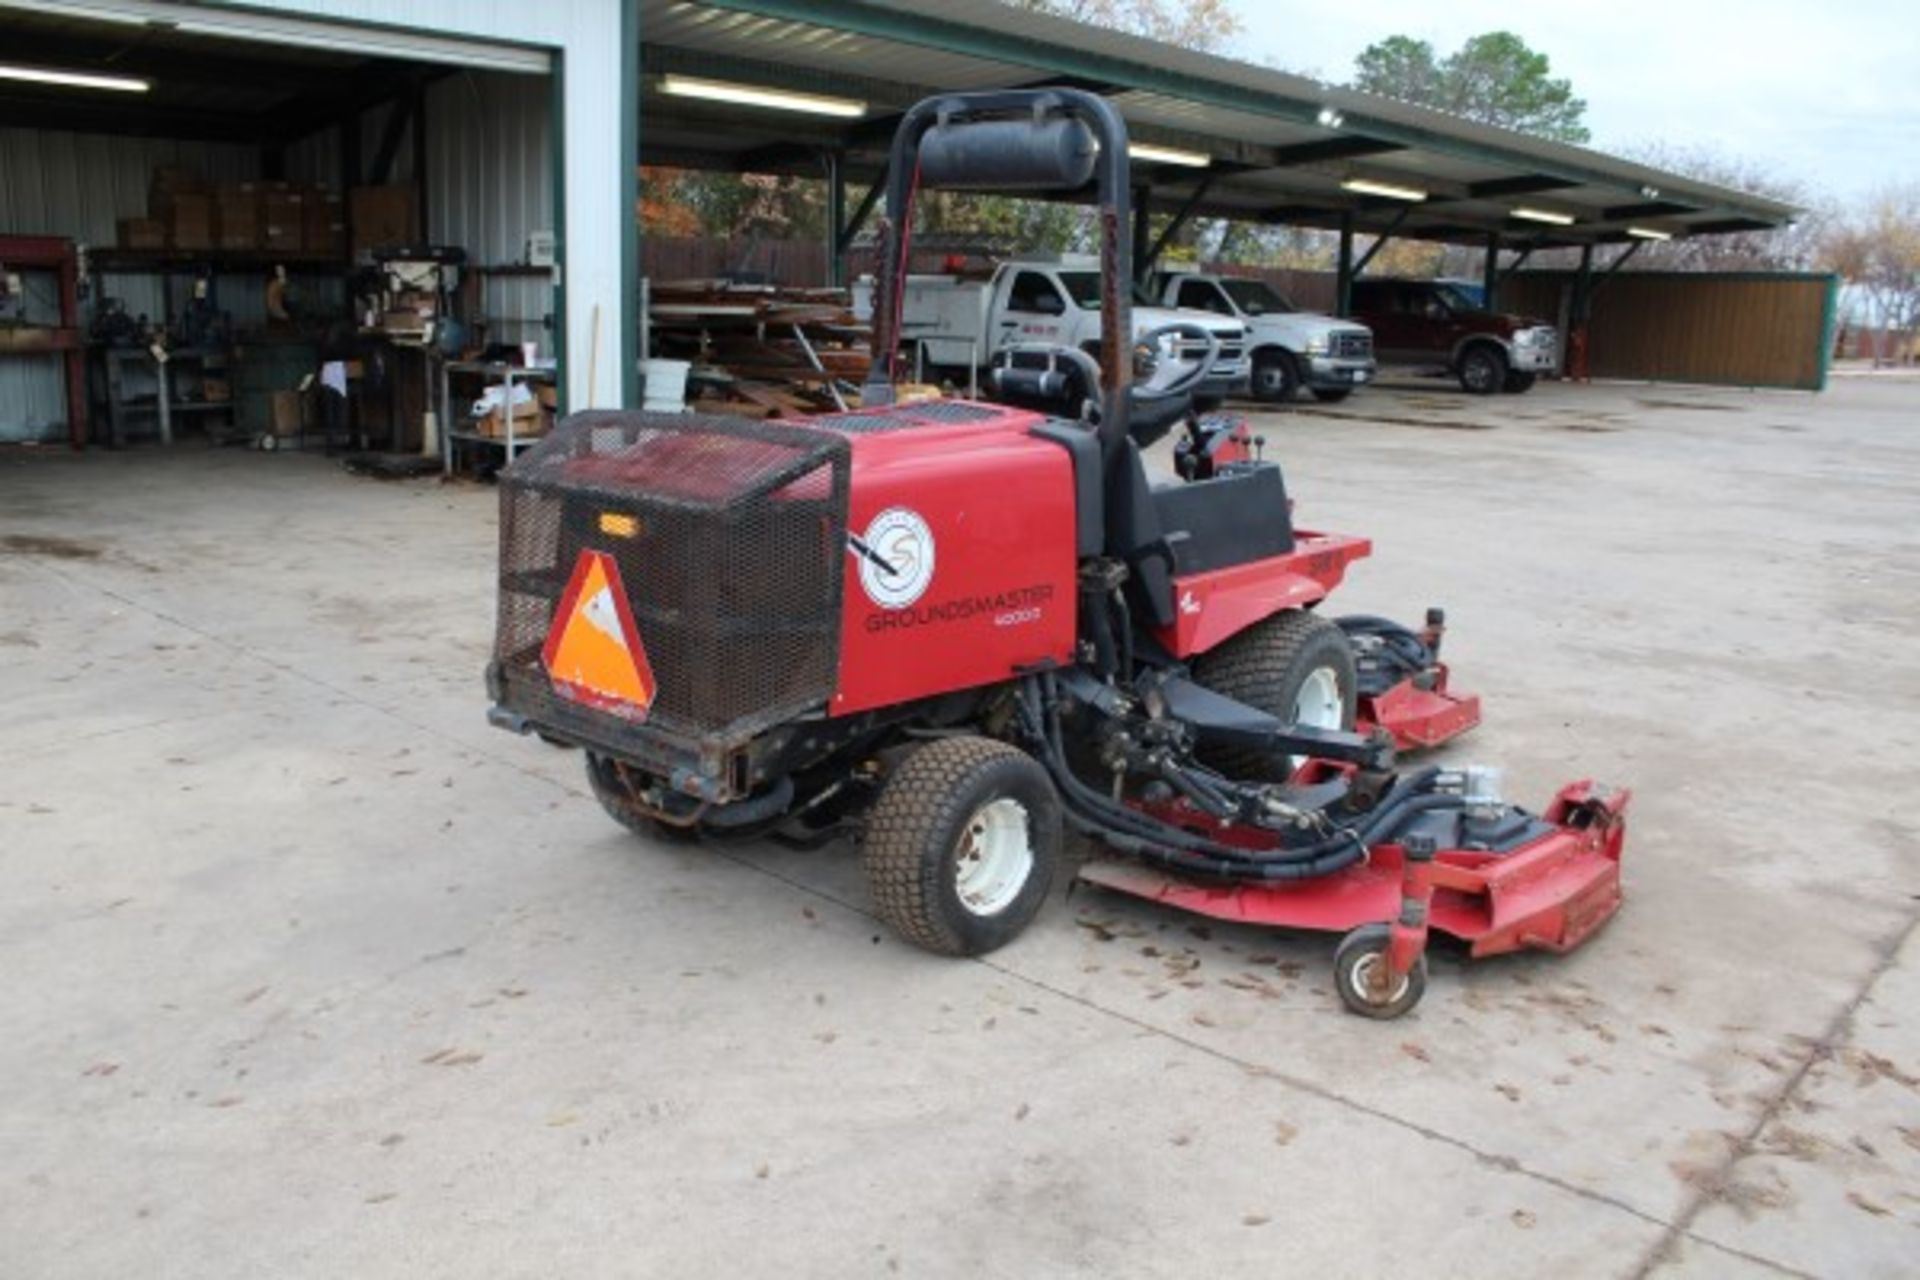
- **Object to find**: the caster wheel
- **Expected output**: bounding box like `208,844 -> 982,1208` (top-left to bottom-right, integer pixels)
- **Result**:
1333,923 -> 1427,1019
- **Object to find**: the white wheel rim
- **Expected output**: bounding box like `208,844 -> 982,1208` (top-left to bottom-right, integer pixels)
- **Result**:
1346,951 -> 1410,1007
1293,667 -> 1344,731
955,797 -> 1033,917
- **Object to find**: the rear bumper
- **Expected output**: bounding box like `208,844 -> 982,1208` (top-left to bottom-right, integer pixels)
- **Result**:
488,660 -> 756,802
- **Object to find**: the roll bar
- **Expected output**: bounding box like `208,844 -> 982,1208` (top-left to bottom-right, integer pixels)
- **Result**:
863,89 -> 1136,461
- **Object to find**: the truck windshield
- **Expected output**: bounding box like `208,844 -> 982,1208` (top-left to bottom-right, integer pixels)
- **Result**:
1221,279 -> 1295,315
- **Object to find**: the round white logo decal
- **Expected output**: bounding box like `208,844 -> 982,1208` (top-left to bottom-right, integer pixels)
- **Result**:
851,507 -> 936,610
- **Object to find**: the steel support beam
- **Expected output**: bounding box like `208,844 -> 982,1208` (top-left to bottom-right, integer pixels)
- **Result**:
837,163 -> 889,258
1349,205 -> 1413,279
1138,176 -> 1216,282
826,150 -> 847,287
1589,240 -> 1644,298
1482,231 -> 1501,311
1336,211 -> 1355,317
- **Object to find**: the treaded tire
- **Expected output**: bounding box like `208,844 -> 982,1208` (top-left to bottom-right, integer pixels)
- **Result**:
585,751 -> 700,844
1333,923 -> 1427,1019
1191,610 -> 1357,782
1457,344 -> 1507,395
1249,350 -> 1299,403
1502,370 -> 1538,394
863,736 -> 1061,957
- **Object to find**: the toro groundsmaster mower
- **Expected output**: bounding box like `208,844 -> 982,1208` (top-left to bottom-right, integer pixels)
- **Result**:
486,90 -> 1626,1017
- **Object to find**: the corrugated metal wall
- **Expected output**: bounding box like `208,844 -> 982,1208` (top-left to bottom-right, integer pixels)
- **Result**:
425,70 -> 553,348
1502,271 -> 1837,391
0,129 -> 264,441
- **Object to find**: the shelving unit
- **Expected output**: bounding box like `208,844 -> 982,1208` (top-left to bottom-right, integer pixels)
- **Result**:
100,346 -> 235,447
440,360 -> 554,476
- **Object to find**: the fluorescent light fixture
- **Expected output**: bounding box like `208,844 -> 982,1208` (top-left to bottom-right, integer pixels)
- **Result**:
0,64 -> 149,93
1129,143 -> 1211,169
1626,226 -> 1673,241
660,74 -> 865,119
1316,106 -> 1345,128
1341,177 -> 1427,202
1512,206 -> 1575,226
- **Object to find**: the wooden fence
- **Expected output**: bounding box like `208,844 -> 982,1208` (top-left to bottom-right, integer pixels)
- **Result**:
1501,270 -> 1838,391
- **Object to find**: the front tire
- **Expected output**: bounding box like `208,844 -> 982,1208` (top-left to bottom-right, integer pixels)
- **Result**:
1502,370 -> 1537,394
1191,611 -> 1357,782
864,736 -> 1060,957
1333,924 -> 1427,1019
1249,350 -> 1299,404
1310,387 -> 1353,404
1457,344 -> 1507,395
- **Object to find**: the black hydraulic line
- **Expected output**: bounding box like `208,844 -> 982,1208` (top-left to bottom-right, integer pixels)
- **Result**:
1017,674 -> 1453,876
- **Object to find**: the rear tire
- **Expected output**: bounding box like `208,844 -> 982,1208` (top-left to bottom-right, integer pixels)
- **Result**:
585,751 -> 701,844
1249,350 -> 1299,404
1310,387 -> 1353,404
864,736 -> 1060,957
1191,611 -> 1357,782
1457,344 -> 1507,395
1502,370 -> 1537,394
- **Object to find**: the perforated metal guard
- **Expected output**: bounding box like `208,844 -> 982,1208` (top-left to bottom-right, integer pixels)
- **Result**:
495,410 -> 851,746
807,401 -> 1007,435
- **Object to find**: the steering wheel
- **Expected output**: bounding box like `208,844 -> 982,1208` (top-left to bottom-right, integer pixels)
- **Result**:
1130,321 -> 1221,401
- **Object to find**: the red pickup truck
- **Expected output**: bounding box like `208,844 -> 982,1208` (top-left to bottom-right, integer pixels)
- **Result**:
1349,279 -> 1558,395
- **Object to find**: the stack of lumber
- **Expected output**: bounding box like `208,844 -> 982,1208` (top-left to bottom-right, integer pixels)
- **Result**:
648,281 -> 878,418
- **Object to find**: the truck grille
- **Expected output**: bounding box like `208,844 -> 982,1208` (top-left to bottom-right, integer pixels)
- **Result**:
495,411 -> 851,746
1331,331 -> 1372,360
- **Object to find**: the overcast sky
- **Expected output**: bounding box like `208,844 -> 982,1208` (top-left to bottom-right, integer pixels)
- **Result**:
1240,0 -> 1919,204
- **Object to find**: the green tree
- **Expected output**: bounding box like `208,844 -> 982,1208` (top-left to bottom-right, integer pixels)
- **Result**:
1007,0 -> 1242,54
1352,31 -> 1590,143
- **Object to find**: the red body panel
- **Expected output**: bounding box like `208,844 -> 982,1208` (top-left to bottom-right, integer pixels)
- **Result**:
823,403 -> 1079,716
1154,531 -> 1370,658
1356,663 -> 1482,751
1078,781 -> 1628,958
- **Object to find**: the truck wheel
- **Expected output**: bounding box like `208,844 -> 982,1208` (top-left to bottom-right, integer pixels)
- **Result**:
585,751 -> 701,844
1333,924 -> 1427,1019
1192,611 -> 1357,781
1502,370 -> 1537,394
864,736 -> 1060,957
1249,351 -> 1299,403
1310,388 -> 1353,404
1457,344 -> 1507,395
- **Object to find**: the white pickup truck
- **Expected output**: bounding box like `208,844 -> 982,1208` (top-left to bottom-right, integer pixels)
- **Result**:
901,258 -> 1251,403
1150,271 -> 1376,404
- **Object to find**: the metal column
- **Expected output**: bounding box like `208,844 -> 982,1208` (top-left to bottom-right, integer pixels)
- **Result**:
1335,212 -> 1355,317
825,150 -> 847,288
1482,231 -> 1501,312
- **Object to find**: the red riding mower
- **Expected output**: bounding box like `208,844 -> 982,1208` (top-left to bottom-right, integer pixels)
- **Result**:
486,90 -> 1625,1017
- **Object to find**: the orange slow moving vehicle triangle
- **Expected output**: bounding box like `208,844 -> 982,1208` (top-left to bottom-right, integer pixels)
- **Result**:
542,550 -> 657,719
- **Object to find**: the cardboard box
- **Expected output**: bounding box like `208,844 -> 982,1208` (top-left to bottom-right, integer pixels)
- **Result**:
349,184 -> 418,257
202,376 -> 231,404
262,190 -> 305,252
303,195 -> 347,258
148,164 -> 207,214
165,193 -> 214,250
214,185 -> 259,251
270,389 -> 305,437
118,217 -> 166,250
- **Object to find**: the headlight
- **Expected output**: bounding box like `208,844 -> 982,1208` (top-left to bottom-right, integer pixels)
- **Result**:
1304,335 -> 1330,356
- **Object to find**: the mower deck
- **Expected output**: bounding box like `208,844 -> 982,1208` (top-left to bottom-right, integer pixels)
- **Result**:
1079,780 -> 1627,962
1357,667 -> 1482,752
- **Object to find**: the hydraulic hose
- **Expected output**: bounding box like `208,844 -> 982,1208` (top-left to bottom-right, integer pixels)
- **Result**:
1016,675 -> 1456,881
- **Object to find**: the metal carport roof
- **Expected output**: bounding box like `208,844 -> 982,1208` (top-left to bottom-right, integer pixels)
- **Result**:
636,0 -> 1797,248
